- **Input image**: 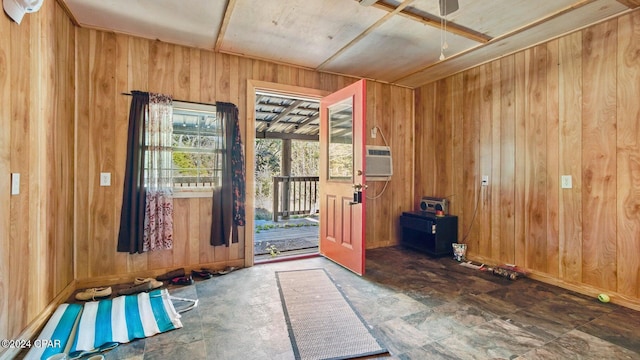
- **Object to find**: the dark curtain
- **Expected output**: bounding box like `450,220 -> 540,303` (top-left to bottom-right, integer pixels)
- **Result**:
117,91 -> 148,253
210,102 -> 246,246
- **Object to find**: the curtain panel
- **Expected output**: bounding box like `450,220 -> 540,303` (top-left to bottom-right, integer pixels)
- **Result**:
117,91 -> 174,253
210,102 -> 246,247
144,93 -> 174,251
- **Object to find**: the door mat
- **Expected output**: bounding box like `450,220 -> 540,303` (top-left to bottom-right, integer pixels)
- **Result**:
276,268 -> 388,360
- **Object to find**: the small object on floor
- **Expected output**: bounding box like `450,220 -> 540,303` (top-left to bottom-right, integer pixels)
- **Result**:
598,293 -> 610,303
191,269 -> 213,279
216,266 -> 238,275
117,281 -> 153,296
86,355 -> 105,360
459,261 -> 484,270
171,275 -> 194,286
75,287 -> 112,301
452,243 -> 467,262
134,277 -> 163,289
156,268 -> 185,281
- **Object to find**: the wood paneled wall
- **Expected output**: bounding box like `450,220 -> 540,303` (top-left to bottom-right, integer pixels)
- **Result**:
0,0 -> 76,351
415,11 -> 640,308
75,28 -> 414,281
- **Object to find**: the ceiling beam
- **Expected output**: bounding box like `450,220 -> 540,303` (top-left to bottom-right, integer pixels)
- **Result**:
256,131 -> 319,141
317,0 -> 416,70
615,0 -> 640,7
267,100 -> 304,128
393,0 -> 601,85
372,1 -> 491,43
215,0 -> 238,51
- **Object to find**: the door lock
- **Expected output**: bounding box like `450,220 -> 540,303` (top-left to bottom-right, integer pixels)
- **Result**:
349,184 -> 367,205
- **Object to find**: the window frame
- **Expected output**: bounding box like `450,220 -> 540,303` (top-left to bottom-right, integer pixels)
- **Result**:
171,101 -> 218,198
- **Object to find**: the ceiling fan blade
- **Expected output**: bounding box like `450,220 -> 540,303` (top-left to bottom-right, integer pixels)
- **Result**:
439,0 -> 459,16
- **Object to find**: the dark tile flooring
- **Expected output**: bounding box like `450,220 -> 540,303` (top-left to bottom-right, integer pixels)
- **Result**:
86,247 -> 640,359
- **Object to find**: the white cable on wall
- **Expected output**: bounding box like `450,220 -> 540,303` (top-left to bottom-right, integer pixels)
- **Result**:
366,125 -> 390,200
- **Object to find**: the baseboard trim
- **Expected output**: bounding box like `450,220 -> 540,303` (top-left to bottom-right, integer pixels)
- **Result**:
466,254 -> 640,311
0,280 -> 77,360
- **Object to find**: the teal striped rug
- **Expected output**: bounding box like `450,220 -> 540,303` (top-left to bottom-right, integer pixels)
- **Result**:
25,288 -> 183,360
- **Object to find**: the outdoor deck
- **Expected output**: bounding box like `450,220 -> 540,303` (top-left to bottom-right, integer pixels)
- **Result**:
254,216 -> 319,261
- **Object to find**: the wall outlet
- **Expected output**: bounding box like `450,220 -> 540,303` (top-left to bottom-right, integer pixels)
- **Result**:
100,172 -> 111,187
481,175 -> 489,186
561,175 -> 572,189
371,127 -> 377,139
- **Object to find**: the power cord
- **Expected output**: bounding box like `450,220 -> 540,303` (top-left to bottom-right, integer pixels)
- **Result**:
461,183 -> 483,243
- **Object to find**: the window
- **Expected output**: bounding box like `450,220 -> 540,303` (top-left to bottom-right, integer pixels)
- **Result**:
171,101 -> 219,193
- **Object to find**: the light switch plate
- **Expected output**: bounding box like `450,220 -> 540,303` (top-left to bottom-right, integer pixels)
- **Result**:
100,172 -> 111,187
11,173 -> 20,195
481,175 -> 489,186
561,175 -> 572,189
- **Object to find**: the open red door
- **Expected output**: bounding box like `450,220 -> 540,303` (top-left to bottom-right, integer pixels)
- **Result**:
319,79 -> 366,275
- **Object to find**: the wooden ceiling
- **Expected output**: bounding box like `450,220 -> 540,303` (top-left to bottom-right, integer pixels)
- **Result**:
60,0 -> 639,88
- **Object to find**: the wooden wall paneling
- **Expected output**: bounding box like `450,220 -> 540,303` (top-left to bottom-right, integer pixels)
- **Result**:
434,78 -> 452,197
30,10 -> 50,317
558,31 -> 584,283
75,28 -> 91,280
581,20 -> 618,290
499,56 -> 516,264
112,35 -> 131,275
10,16 -> 32,335
187,199 -> 201,265
216,52 -> 231,103
0,7 -> 10,341
189,48 -> 202,103
199,198 -> 216,264
53,7 -> 76,295
414,83 -> 435,202
513,51 -> 527,268
489,61 -> 502,260
174,45 -> 191,100
172,198 -> 189,266
545,40 -> 560,277
376,84 -> 393,248
616,11 -> 640,298
200,50 -> 216,103
461,67 -> 480,253
450,74 -> 464,219
391,85 -> 413,247
478,63 -> 493,258
524,45 -> 548,272
89,32 -> 118,277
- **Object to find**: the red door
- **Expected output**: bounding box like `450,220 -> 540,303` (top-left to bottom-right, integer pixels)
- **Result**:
319,79 -> 366,275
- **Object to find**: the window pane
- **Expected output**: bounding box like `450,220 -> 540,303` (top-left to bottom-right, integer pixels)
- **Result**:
328,98 -> 353,180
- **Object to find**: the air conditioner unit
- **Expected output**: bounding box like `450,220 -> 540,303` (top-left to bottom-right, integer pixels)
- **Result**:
365,145 -> 392,181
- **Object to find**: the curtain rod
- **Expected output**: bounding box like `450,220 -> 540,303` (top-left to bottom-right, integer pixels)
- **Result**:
120,92 -> 215,107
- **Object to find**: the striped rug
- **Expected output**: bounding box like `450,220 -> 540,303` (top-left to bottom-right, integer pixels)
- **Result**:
25,288 -> 183,360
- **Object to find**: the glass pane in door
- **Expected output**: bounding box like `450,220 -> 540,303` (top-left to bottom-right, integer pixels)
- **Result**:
328,98 -> 353,180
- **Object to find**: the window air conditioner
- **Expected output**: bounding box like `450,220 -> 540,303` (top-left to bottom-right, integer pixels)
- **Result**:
365,145 -> 392,181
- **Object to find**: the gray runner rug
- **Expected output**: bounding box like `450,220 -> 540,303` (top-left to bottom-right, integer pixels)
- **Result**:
276,268 -> 388,360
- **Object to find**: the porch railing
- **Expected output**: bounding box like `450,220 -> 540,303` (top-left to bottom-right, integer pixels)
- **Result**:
272,176 -> 319,222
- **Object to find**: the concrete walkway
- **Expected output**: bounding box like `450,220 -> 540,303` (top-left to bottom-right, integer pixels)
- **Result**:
254,217 -> 319,256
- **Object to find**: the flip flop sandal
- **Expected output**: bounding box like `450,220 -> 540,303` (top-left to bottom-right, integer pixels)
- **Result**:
170,276 -> 194,286
191,269 -> 213,279
216,266 -> 237,275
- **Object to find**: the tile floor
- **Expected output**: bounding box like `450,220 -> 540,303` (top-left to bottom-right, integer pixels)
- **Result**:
66,247 -> 640,359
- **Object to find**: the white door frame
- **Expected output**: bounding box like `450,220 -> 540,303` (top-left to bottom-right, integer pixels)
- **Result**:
244,80 -> 330,267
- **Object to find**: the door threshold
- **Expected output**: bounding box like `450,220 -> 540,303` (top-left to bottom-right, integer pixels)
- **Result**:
255,251 -> 320,264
